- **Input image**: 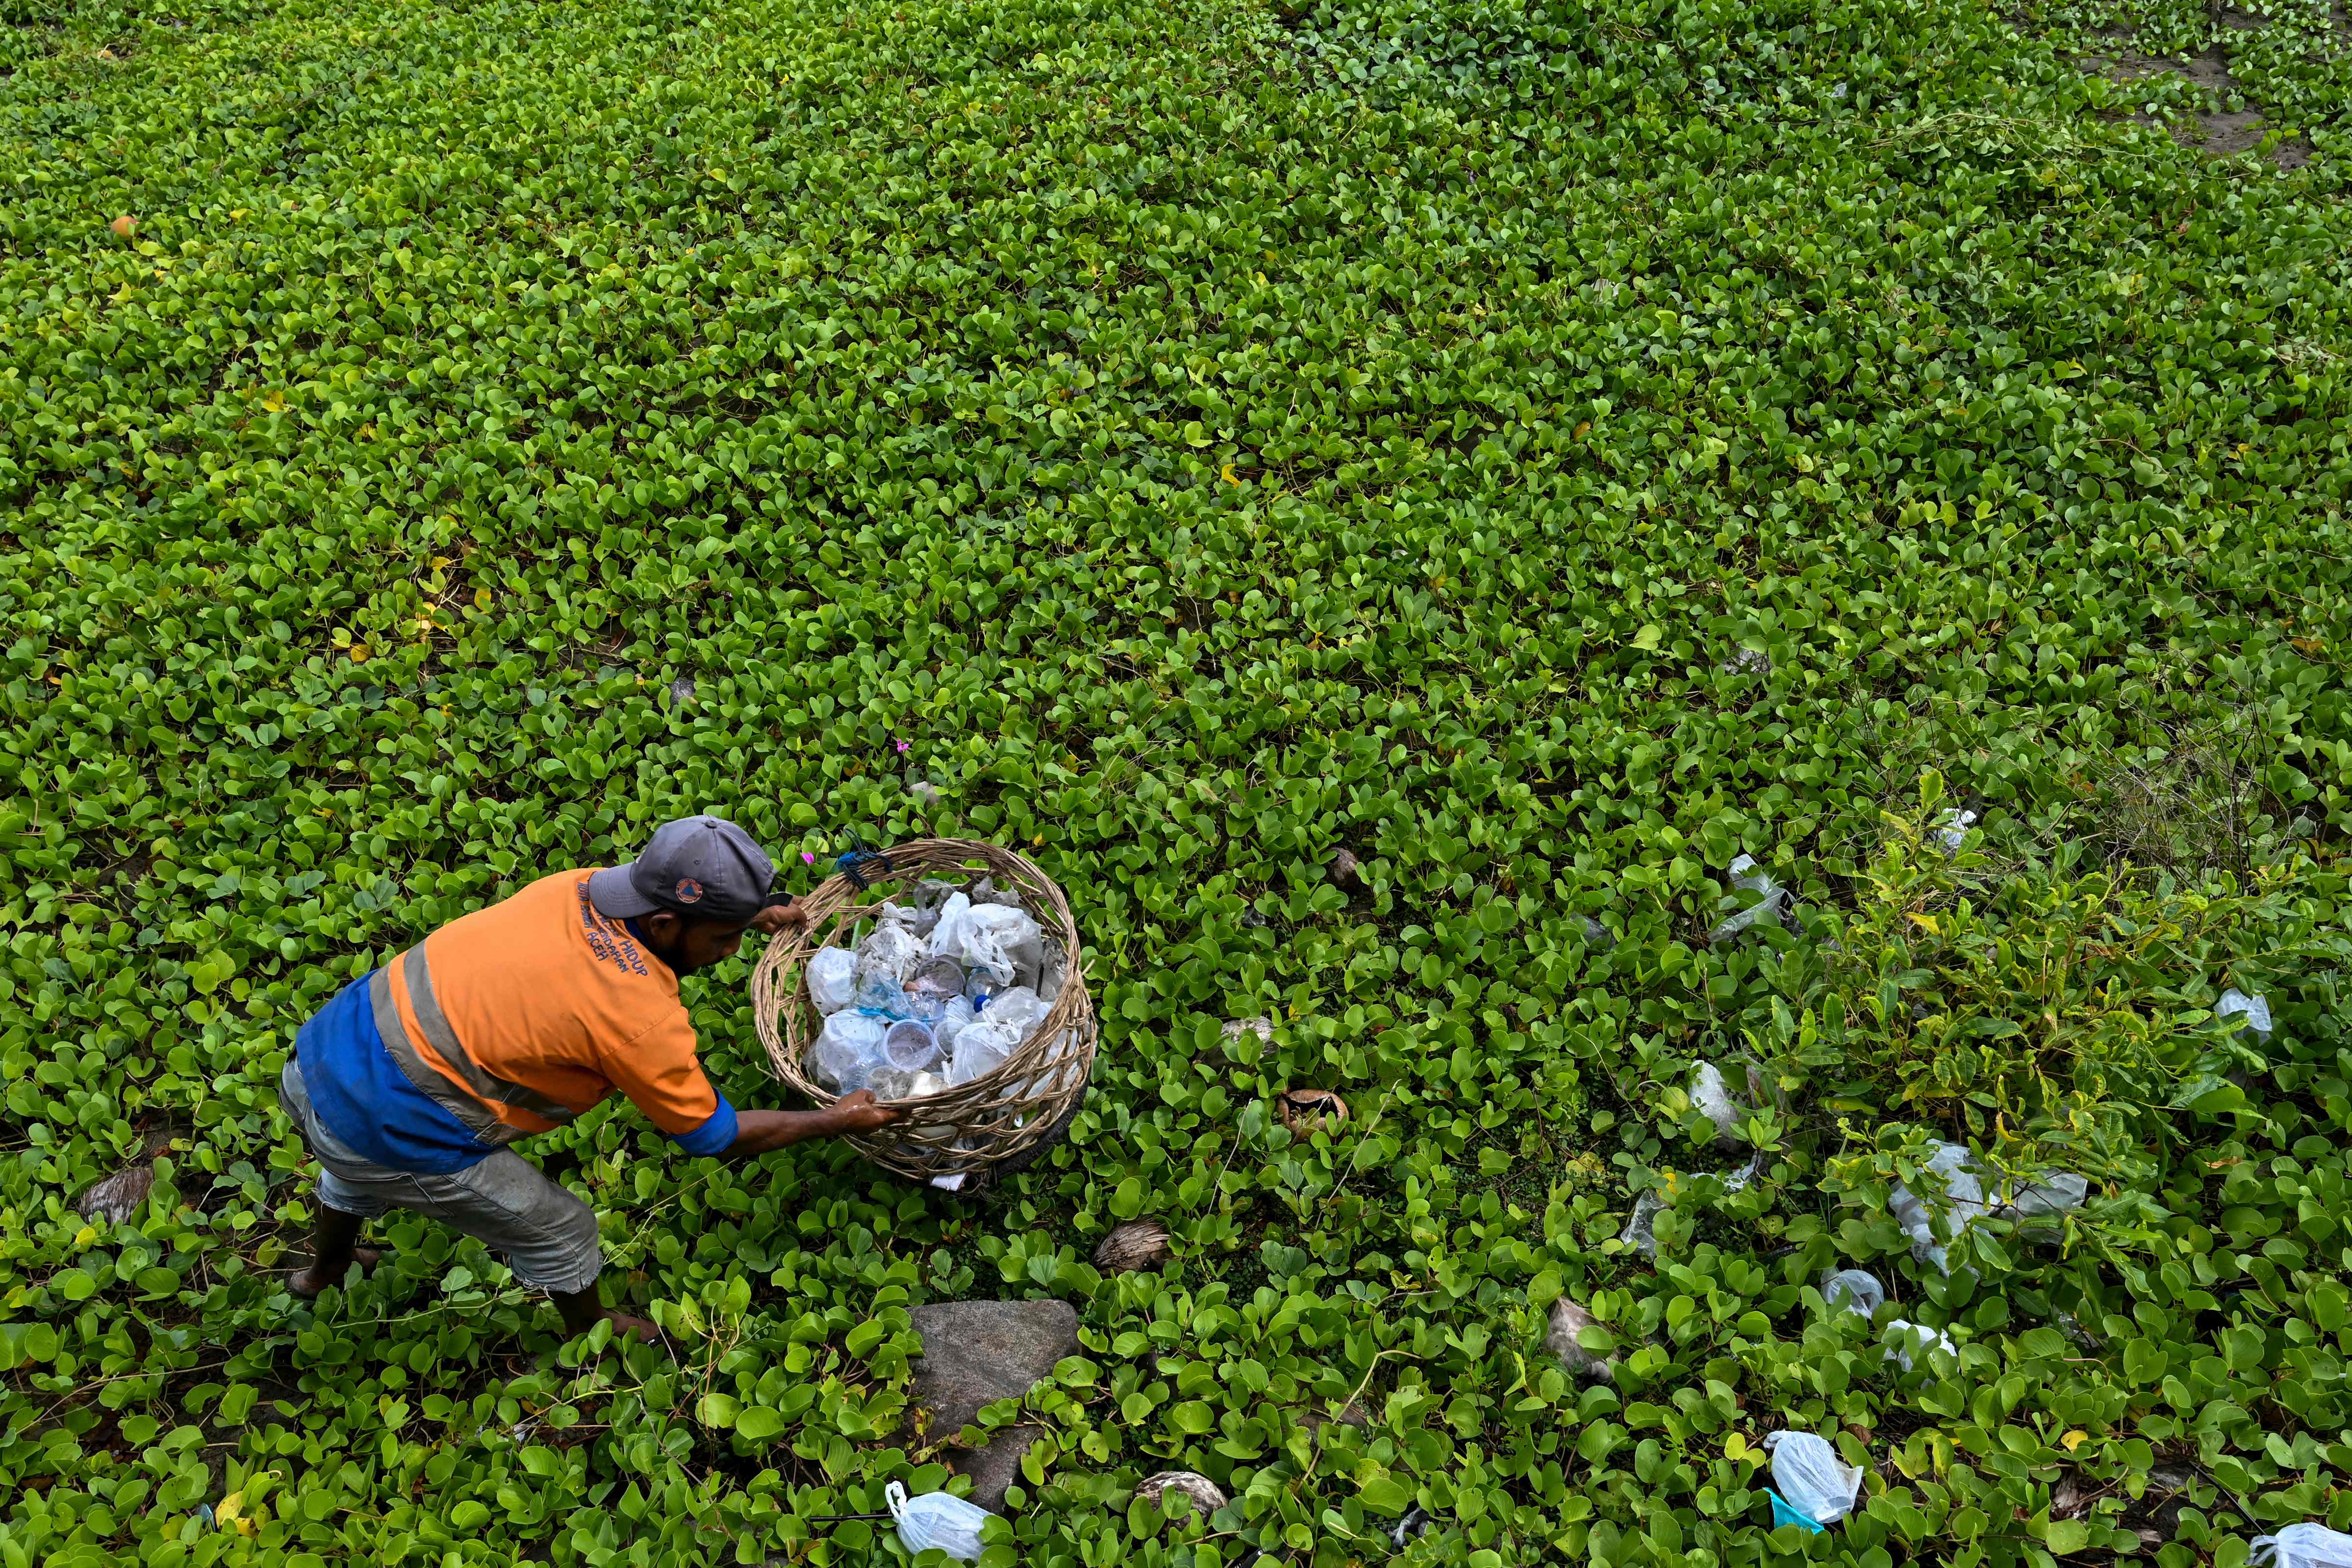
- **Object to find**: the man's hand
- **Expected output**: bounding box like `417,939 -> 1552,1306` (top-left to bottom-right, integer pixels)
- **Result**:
826,1089 -> 906,1135
751,901 -> 813,937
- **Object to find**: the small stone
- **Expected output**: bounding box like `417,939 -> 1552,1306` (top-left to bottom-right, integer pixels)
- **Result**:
1093,1220 -> 1171,1272
1718,647 -> 1770,676
1330,848 -> 1362,885
78,1162 -> 155,1225
909,779 -> 942,809
1545,1296 -> 1619,1384
1580,915 -> 1615,951
1136,1471 -> 1226,1518
669,675 -> 696,705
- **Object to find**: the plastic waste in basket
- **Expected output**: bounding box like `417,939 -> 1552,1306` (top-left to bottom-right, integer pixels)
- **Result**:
1763,1431 -> 1863,1528
807,947 -> 857,1016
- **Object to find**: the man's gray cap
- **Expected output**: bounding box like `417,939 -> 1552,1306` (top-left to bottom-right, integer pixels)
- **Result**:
587,815 -> 776,924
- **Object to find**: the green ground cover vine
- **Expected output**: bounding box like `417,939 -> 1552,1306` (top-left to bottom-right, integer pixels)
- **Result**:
4,0 -> 2352,1562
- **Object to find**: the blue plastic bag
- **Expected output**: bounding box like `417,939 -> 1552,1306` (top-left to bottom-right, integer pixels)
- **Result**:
1770,1491 -> 1825,1534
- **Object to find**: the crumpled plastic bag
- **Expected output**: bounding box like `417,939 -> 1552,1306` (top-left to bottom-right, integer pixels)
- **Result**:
1934,808 -> 1977,854
946,1013 -> 1024,1086
927,888 -> 1030,987
979,985 -> 1046,1042
1889,1142 -> 2087,1272
2250,1523 -> 2352,1568
2219,987 -> 2275,1042
886,1481 -> 995,1563
1763,1431 -> 1863,1526
806,947 -> 857,1016
808,1012 -> 888,1093
1544,1296 -> 1618,1384
854,903 -> 925,992
1822,1269 -> 1886,1318
1710,855 -> 1790,941
1690,1061 -> 1745,1146
1884,1317 -> 1958,1373
1619,1159 -> 1760,1260
936,995 -> 976,1052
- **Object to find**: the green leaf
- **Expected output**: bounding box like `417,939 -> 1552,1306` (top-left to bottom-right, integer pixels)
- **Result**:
734,1406 -> 788,1442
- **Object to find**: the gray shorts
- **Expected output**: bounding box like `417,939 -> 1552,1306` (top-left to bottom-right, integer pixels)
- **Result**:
279,1058 -> 602,1296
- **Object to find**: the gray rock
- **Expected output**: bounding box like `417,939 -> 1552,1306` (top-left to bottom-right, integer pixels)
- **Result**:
1330,848 -> 1362,886
909,780 -> 942,809
909,1299 -> 1080,1511
669,675 -> 696,705
951,1425 -> 1045,1513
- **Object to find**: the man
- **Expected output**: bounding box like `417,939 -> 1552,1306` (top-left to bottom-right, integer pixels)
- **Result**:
279,814 -> 902,1340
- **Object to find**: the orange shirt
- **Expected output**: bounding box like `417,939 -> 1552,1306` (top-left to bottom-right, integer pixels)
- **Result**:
378,869 -> 722,1142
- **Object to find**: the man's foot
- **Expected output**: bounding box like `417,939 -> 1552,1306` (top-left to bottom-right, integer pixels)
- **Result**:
289,1245 -> 382,1298
601,1310 -> 660,1344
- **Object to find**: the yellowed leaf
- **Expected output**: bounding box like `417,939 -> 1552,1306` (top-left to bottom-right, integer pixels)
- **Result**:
2061,1430 -> 2088,1452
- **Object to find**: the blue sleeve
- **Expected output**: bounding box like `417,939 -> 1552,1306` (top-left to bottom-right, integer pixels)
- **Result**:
668,1092 -> 739,1156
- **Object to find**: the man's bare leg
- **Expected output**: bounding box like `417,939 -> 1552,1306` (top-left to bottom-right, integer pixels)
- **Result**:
550,1283 -> 658,1344
290,1208 -> 381,1297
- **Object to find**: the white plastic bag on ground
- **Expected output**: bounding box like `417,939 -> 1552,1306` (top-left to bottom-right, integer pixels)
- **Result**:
1884,1317 -> 1957,1372
946,1013 -> 1023,1086
886,1481 -> 994,1563
2219,987 -> 2275,1042
807,947 -> 857,1015
2250,1523 -> 2352,1568
1764,1431 -> 1863,1524
1691,1061 -> 1744,1146
1935,808 -> 1977,854
808,1012 -> 889,1093
2006,1172 -> 2090,1216
1889,1143 -> 1991,1273
1822,1269 -> 1885,1318
1710,855 -> 1789,941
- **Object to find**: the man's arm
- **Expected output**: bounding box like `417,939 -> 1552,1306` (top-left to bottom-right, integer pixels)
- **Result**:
725,1089 -> 903,1157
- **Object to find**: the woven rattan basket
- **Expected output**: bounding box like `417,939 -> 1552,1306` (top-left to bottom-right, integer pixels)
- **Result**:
751,838 -> 1095,1181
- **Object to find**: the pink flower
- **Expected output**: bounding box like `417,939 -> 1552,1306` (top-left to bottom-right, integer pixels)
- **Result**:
802,851 -> 816,864
895,739 -> 910,753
